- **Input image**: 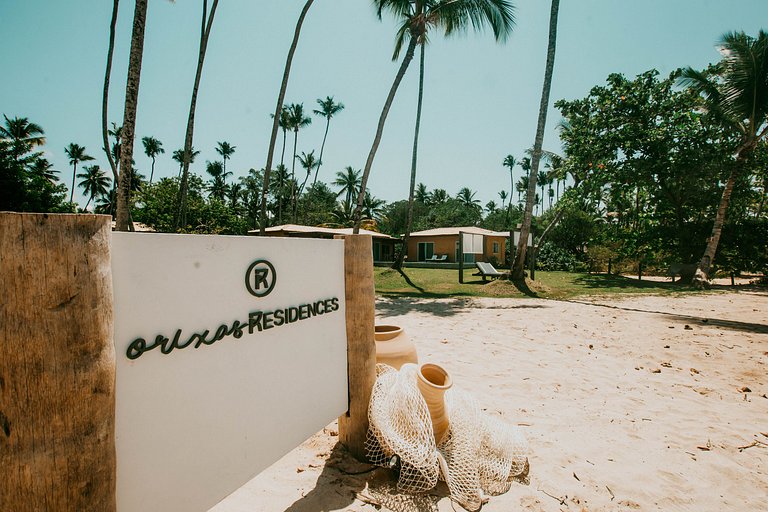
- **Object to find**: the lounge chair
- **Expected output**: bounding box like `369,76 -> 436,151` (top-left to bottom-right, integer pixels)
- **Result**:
473,261 -> 508,282
436,254 -> 448,262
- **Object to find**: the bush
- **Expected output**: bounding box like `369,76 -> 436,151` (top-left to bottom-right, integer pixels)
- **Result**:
536,241 -> 585,272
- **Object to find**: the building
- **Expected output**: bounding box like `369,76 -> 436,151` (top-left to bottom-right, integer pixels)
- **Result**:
249,224 -> 399,263
406,226 -> 509,265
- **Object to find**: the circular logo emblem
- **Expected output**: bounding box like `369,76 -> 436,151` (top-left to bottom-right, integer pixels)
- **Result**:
245,259 -> 276,297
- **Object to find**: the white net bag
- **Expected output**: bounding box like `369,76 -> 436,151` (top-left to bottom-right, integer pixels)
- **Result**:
366,363 -> 529,510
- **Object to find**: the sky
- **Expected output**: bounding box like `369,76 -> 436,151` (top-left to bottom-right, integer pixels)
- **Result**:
1,0 -> 766,209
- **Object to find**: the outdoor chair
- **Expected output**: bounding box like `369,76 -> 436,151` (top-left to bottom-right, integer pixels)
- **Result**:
436,254 -> 448,262
473,261 -> 508,282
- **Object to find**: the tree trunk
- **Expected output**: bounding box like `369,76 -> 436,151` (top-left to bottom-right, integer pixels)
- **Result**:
313,117 -> 331,186
394,42 -> 426,270
115,0 -> 148,231
352,34 -> 419,233
511,0 -> 559,279
693,147 -> 751,286
259,0 -> 315,234
0,212 -> 116,512
102,0 -> 120,184
70,162 -> 77,204
149,156 -> 155,184
175,0 -> 219,231
290,130 -> 298,221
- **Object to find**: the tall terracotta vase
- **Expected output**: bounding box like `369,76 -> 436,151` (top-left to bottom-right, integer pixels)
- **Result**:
374,325 -> 418,370
416,363 -> 453,445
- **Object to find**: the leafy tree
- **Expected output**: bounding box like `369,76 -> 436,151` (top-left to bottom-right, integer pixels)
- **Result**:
64,143 -> 95,204
312,96 -> 344,185
353,0 -> 515,232
679,30 -> 768,285
142,135 -> 164,184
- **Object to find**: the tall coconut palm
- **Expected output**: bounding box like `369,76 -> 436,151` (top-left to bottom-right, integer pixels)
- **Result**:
215,140 -> 236,183
511,0 -> 560,279
102,0 -> 120,183
173,146 -> 199,177
78,164 -> 111,210
142,135 -> 164,184
296,150 -> 319,200
334,166 -> 362,207
286,103 -> 312,213
115,0 -> 149,231
1,115 -> 46,163
354,0 -> 515,233
457,187 -> 481,210
312,96 -> 345,185
498,189 -> 508,208
65,143 -> 95,204
176,0 -> 221,231
679,30 -> 768,285
259,0 -> 316,234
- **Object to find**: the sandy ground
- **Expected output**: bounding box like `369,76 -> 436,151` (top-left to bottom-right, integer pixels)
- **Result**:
212,289 -> 768,512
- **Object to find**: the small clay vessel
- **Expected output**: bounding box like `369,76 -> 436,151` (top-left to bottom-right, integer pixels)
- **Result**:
374,325 -> 418,370
416,363 -> 453,444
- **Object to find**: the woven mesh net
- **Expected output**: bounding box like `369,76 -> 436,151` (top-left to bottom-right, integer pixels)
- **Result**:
366,363 -> 529,510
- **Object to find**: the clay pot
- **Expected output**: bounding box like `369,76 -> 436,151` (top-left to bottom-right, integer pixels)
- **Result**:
416,363 -> 453,444
374,325 -> 418,370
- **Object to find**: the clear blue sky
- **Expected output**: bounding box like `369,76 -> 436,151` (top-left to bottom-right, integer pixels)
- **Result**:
1,0 -> 766,208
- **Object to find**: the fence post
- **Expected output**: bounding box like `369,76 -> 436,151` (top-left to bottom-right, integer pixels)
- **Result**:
0,213 -> 116,512
337,234 -> 375,461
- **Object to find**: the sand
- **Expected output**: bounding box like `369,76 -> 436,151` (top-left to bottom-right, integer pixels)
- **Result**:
212,290 -> 768,511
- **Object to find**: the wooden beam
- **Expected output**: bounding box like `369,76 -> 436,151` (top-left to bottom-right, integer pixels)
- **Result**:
0,213 -> 116,512
337,234 -> 375,461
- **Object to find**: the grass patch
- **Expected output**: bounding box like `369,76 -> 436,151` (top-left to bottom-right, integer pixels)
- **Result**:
375,267 -> 698,299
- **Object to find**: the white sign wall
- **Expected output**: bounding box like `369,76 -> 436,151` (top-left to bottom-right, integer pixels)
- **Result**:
111,233 -> 348,512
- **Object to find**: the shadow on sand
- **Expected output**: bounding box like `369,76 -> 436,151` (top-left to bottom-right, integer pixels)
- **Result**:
284,443 -> 446,512
376,297 -> 468,318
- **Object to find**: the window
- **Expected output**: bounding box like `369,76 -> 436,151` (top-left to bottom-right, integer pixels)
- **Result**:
417,242 -> 434,261
492,241 -> 499,254
463,253 -> 476,264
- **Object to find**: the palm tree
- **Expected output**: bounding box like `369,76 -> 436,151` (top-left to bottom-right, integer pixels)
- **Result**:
102,0 -> 120,183
259,0 -> 317,234
65,143 -> 95,204
353,0 -> 515,233
296,150 -> 319,199
415,182 -> 430,204
334,166 -> 362,207
457,187 -> 481,210
228,182 -> 243,212
286,103 -> 312,212
430,188 -> 448,204
312,96 -> 345,185
215,141 -> 236,183
173,147 -> 199,177
78,165 -> 111,210
511,0 -> 559,279
362,190 -> 386,222
537,169 -> 548,214
486,200 -> 498,213
502,154 -> 516,204
30,158 -> 59,183
176,0 -> 221,230
1,115 -> 46,162
115,0 -> 149,231
142,136 -> 164,184
679,30 -> 768,285
517,157 -> 530,201
516,175 -> 529,202
498,190 -> 508,209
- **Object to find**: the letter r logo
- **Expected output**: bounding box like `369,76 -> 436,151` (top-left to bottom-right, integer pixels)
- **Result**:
245,260 -> 276,297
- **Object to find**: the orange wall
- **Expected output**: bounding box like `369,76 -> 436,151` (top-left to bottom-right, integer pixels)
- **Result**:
407,235 -> 507,263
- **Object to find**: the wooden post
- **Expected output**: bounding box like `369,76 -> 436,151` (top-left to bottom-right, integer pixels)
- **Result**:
458,231 -> 464,283
0,213 -> 116,512
337,234 -> 375,461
